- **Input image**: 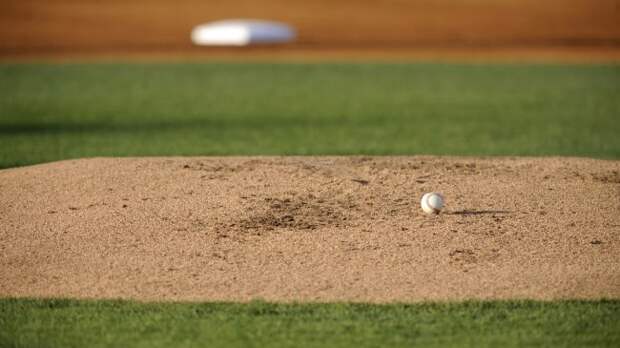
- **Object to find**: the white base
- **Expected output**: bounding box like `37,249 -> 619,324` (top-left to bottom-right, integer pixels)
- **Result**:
191,19 -> 296,46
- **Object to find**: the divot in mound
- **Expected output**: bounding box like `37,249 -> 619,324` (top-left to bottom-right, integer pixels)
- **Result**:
231,194 -> 354,233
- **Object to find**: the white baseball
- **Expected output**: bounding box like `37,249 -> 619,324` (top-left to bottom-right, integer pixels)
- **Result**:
421,192 -> 444,214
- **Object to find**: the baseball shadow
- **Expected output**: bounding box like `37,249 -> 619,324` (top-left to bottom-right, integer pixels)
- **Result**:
448,210 -> 512,216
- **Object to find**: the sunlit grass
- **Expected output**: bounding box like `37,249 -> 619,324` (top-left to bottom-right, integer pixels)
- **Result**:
1,63 -> 618,169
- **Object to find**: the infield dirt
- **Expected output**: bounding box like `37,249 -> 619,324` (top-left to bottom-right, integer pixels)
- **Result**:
2,0 -> 619,61
1,157 -> 618,302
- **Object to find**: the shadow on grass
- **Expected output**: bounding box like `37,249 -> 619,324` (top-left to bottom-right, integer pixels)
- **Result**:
0,116 -> 375,136
0,120 -> 228,135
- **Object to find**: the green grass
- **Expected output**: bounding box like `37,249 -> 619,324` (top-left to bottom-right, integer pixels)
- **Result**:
1,299 -> 619,348
1,63 -> 619,168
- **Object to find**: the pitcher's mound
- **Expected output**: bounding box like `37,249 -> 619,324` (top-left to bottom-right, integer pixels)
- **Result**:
1,156 -> 619,302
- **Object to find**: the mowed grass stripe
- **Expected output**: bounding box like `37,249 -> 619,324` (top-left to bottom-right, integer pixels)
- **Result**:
1,63 -> 619,168
1,299 -> 619,348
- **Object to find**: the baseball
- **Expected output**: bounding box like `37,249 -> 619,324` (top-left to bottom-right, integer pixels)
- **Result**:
421,192 -> 444,214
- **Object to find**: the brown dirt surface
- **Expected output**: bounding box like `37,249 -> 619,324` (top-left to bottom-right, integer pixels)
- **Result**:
1,156 -> 619,302
1,0 -> 619,61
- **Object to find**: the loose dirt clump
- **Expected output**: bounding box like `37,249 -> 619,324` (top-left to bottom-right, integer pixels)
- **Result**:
592,170 -> 620,184
0,156 -> 619,302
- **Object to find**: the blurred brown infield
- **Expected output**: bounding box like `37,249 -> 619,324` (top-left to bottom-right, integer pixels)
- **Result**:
1,0 -> 619,62
1,156 -> 618,303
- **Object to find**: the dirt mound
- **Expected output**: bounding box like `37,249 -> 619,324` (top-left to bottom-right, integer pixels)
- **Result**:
1,156 -> 619,302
